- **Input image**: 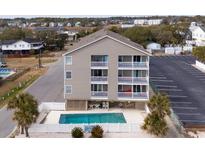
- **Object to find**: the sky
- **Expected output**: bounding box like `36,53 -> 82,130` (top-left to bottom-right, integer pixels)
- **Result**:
0,0 -> 205,17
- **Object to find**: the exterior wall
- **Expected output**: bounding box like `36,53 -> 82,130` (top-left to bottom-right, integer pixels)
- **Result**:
196,60 -> 205,71
192,27 -> 205,41
64,37 -> 149,101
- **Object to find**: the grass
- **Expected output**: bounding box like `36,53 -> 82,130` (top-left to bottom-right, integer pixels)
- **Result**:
0,68 -> 47,109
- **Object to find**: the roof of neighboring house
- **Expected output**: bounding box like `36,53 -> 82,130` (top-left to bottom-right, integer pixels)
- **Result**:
0,38 -> 42,45
63,29 -> 151,56
199,26 -> 205,32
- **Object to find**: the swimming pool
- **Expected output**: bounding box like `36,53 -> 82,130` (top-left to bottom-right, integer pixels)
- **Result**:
59,113 -> 126,124
0,68 -> 15,79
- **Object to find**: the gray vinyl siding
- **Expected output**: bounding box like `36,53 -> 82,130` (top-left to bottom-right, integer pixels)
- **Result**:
64,37 -> 149,101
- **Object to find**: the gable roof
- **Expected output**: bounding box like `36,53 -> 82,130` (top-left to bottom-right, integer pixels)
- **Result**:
63,29 -> 151,56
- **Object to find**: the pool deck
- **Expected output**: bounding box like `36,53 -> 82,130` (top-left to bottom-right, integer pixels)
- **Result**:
44,109 -> 147,124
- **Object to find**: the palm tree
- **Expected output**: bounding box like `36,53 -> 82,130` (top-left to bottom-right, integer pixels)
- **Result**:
7,93 -> 39,137
142,93 -> 171,136
148,92 -> 171,118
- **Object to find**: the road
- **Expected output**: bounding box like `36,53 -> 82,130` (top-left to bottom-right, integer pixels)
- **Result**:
0,57 -> 64,137
0,107 -> 16,137
26,58 -> 64,103
150,55 -> 205,128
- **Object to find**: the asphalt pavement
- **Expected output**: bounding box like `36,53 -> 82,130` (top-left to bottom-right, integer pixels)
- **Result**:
150,55 -> 205,128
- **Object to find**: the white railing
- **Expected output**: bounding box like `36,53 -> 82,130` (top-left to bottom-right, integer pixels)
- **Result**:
118,92 -> 148,99
118,77 -> 148,83
91,62 -> 108,67
29,123 -> 141,133
91,91 -> 108,97
91,76 -> 108,82
118,62 -> 148,68
38,102 -> 66,112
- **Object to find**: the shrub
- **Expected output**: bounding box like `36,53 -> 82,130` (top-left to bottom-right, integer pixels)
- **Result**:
71,127 -> 84,138
91,125 -> 104,138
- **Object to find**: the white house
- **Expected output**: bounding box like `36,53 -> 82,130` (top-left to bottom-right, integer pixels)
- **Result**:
121,24 -> 135,28
165,47 -> 182,55
146,42 -> 161,52
58,30 -> 78,41
0,39 -> 43,55
134,19 -> 163,26
188,22 -> 205,46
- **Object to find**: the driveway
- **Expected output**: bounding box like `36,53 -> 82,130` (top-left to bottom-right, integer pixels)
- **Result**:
150,55 -> 205,128
26,57 -> 64,103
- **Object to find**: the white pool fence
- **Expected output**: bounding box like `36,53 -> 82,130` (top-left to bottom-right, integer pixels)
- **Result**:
29,123 -> 141,133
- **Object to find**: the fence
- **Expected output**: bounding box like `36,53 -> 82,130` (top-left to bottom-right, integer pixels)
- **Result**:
29,123 -> 141,133
38,102 -> 65,112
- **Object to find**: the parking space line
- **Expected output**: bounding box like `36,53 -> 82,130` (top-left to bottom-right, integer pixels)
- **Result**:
172,106 -> 198,110
151,79 -> 173,82
168,95 -> 187,98
177,113 -> 201,116
158,88 -> 182,91
155,85 -> 177,88
171,101 -> 192,104
181,120 -> 205,123
150,77 -> 167,79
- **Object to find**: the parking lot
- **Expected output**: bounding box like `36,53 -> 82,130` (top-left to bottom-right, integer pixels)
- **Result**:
150,55 -> 205,128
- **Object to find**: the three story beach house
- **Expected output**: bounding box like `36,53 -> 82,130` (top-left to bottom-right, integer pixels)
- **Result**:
63,29 -> 151,110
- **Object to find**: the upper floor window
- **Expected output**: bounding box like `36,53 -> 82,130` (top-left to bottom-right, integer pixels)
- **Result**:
14,45 -> 17,48
65,56 -> 72,65
91,55 -> 108,62
65,85 -> 72,94
65,71 -> 72,79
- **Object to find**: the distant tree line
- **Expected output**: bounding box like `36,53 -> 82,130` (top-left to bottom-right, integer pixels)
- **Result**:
110,23 -> 189,47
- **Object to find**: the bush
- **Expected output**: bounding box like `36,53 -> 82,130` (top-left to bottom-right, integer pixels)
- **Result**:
71,127 -> 84,138
91,125 -> 104,138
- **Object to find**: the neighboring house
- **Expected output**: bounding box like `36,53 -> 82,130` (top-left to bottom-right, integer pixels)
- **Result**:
146,42 -> 161,53
189,22 -> 205,46
75,21 -> 81,27
58,30 -> 78,41
134,19 -> 163,26
121,23 -> 135,29
165,46 -> 182,55
0,38 -> 44,55
63,29 -> 151,110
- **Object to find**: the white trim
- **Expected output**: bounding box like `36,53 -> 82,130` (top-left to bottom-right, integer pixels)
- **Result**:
63,35 -> 151,56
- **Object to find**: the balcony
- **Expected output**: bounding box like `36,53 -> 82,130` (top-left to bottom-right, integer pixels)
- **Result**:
91,76 -> 108,82
91,91 -> 108,97
118,92 -> 148,99
118,77 -> 148,84
118,62 -> 148,69
91,62 -> 108,67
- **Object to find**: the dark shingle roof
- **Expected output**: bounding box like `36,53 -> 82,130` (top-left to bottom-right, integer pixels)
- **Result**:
64,29 -> 150,55
0,38 -> 42,45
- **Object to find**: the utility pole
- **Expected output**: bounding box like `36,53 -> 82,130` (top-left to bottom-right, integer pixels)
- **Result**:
38,48 -> 42,68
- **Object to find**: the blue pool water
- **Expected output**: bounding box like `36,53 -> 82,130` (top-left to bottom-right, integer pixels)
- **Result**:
59,113 -> 126,124
0,68 -> 14,78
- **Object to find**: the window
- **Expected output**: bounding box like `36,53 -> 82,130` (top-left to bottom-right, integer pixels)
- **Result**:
65,56 -> 72,65
91,69 -> 107,76
65,71 -> 72,79
14,45 -> 17,48
91,55 -> 108,62
65,85 -> 72,94
91,84 -> 108,92
118,56 -> 132,62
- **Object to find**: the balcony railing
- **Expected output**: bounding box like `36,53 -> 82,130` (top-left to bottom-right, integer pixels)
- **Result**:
91,91 -> 108,97
118,77 -> 148,83
118,92 -> 148,99
118,62 -> 148,68
91,62 -> 108,67
91,76 -> 108,82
